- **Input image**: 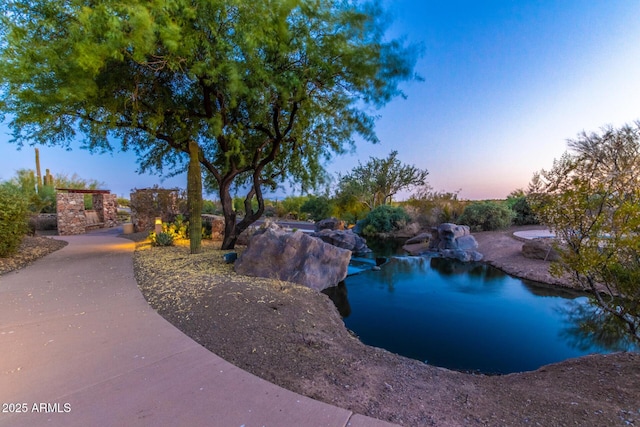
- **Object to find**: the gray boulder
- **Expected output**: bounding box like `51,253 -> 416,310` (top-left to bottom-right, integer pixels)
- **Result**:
439,248 -> 483,262
404,232 -> 431,246
235,228 -> 351,291
426,223 -> 483,262
522,238 -> 561,261
311,229 -> 371,254
315,217 -> 345,232
402,232 -> 431,255
429,223 -> 472,250
236,220 -> 280,246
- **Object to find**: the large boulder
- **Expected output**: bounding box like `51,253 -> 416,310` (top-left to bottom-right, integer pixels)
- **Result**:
423,223 -> 483,262
522,238 -> 561,261
236,220 -> 280,246
429,223 -> 472,250
314,217 -> 345,232
235,228 -> 351,291
404,232 -> 431,245
310,229 -> 371,254
402,232 -> 431,256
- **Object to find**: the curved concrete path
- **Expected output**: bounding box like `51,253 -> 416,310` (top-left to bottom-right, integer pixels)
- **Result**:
0,228 -> 396,427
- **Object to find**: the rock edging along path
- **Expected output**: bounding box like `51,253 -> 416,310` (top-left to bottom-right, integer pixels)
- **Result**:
0,228 -> 395,427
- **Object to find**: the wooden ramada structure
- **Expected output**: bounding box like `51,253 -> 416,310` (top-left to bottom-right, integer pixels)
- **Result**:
55,188 -> 118,235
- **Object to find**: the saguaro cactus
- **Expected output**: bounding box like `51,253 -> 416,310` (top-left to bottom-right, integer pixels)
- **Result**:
44,169 -> 54,187
35,148 -> 43,192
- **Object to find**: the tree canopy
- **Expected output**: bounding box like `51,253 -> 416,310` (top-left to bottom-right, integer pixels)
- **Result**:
336,150 -> 428,210
0,0 -> 420,248
529,122 -> 640,345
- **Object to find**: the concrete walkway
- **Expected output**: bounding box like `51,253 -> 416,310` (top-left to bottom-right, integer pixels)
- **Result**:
0,228 -> 396,427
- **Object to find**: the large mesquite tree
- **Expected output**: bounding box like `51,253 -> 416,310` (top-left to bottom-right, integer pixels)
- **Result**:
337,150 -> 429,210
0,0 -> 419,249
529,122 -> 640,345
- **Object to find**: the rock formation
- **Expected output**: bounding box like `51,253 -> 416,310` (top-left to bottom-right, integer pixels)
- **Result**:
310,229 -> 371,254
403,223 -> 482,262
428,223 -> 483,262
235,227 -> 351,292
522,238 -> 561,261
314,217 -> 345,231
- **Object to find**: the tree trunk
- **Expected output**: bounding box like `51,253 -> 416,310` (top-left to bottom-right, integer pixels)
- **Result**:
218,180 -> 266,250
187,140 -> 203,254
220,180 -> 238,250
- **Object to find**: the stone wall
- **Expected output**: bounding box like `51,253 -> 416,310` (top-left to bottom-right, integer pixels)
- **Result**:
56,192 -> 118,235
94,194 -> 118,228
202,214 -> 225,240
56,193 -> 86,235
130,188 -> 181,232
29,213 -> 58,233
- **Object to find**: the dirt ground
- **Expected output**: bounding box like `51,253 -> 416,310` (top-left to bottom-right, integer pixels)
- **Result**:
472,226 -> 573,288
131,227 -> 640,427
3,229 -> 639,426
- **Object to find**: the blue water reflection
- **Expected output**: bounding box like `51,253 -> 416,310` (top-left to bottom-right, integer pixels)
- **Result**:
338,256 -> 624,374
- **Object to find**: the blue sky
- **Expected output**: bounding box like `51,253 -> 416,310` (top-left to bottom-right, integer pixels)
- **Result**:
2,0 -> 640,200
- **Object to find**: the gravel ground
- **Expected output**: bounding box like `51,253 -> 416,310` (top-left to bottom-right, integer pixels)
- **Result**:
0,236 -> 67,275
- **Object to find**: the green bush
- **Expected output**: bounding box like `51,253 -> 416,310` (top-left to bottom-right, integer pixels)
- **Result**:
116,197 -> 129,207
509,196 -> 538,225
276,195 -> 309,219
360,205 -> 410,236
165,215 -> 188,239
35,185 -> 57,213
0,183 -> 30,256
148,216 -> 189,246
152,231 -> 175,246
202,221 -> 213,239
202,199 -> 220,214
458,201 -> 514,232
300,196 -> 333,221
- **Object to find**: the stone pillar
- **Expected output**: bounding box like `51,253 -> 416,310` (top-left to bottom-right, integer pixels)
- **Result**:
102,194 -> 118,228
92,194 -> 118,228
56,193 -> 86,235
92,194 -> 104,222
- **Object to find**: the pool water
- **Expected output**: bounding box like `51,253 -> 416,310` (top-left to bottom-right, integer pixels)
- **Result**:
333,256 -> 627,374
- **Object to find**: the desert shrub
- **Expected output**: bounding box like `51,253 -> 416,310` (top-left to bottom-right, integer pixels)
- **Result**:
165,215 -> 189,239
458,201 -> 514,231
405,188 -> 467,227
300,196 -> 333,221
360,205 -> 411,236
0,183 -> 30,256
275,195 -> 309,219
117,210 -> 131,223
37,185 -> 57,213
148,215 -> 189,245
151,231 -> 174,246
202,199 -> 220,215
508,196 -> 538,225
117,197 -> 130,207
202,221 -> 213,239
233,196 -> 259,216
